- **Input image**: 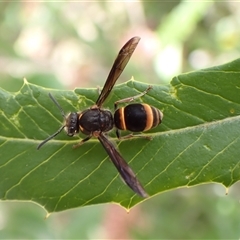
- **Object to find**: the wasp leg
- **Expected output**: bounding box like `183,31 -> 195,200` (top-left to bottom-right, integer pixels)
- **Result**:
73,135 -> 92,149
114,85 -> 152,110
116,130 -> 152,141
97,86 -> 101,95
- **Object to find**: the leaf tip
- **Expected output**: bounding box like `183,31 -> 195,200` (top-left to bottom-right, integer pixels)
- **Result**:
225,187 -> 229,195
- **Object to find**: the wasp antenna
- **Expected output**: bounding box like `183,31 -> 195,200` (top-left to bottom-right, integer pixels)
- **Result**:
37,125 -> 65,150
49,93 -> 66,119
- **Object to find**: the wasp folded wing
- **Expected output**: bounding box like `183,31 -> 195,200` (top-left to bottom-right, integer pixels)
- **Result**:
98,133 -> 148,198
96,36 -> 141,107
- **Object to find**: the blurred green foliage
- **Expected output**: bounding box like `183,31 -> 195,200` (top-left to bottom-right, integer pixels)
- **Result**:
0,1 -> 240,239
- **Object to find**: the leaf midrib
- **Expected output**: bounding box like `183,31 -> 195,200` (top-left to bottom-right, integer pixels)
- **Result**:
1,114 -> 238,143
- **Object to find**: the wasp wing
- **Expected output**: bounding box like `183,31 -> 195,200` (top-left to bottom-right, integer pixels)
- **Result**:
95,36 -> 140,107
98,133 -> 148,198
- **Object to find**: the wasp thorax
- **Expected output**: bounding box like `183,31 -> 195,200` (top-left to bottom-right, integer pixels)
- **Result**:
65,112 -> 79,136
78,109 -> 114,135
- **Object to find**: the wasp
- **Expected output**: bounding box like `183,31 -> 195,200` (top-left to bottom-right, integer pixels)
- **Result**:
37,37 -> 163,198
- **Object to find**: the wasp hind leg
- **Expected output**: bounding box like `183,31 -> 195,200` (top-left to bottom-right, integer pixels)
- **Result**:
116,129 -> 152,141
114,85 -> 152,110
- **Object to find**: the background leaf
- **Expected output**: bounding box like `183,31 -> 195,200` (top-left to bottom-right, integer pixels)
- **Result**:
1,58 -> 240,213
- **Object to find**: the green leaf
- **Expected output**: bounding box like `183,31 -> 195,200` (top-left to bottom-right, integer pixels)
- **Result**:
1,58 -> 240,214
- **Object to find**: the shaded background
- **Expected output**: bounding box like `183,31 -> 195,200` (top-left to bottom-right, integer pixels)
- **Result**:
0,1 -> 240,239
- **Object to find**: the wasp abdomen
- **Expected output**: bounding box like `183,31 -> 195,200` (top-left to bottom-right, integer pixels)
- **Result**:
114,103 -> 163,132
